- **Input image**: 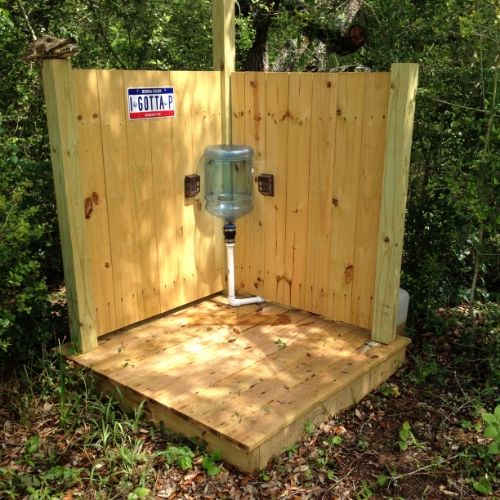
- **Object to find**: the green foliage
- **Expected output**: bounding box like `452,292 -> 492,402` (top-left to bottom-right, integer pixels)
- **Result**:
274,338 -> 287,349
159,445 -> 194,470
472,476 -> 493,496
398,421 -> 424,451
355,481 -> 374,499
201,450 -> 222,476
481,405 -> 500,455
326,435 -> 343,446
128,486 -> 151,500
304,420 -> 315,436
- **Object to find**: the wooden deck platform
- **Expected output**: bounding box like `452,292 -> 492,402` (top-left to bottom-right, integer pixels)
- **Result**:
62,295 -> 409,472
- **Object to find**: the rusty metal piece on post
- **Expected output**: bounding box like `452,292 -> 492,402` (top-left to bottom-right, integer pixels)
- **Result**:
257,174 -> 274,196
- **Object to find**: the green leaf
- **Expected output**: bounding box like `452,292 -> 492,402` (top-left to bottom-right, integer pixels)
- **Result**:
129,487 -> 150,499
202,456 -> 221,476
483,424 -> 497,438
487,441 -> 499,455
377,473 -> 388,487
494,405 -> 500,420
473,477 -> 492,495
328,435 -> 343,446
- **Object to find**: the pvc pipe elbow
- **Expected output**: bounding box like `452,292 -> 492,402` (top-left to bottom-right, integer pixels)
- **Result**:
228,295 -> 266,307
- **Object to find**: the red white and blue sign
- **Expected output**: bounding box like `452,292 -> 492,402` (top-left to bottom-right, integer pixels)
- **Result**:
127,87 -> 175,120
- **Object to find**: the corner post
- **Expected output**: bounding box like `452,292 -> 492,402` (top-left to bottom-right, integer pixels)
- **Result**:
372,63 -> 419,344
42,59 -> 97,353
212,0 -> 235,144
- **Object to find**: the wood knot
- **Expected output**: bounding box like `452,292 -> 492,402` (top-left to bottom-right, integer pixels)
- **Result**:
77,114 -> 82,121
332,197 -> 339,207
344,264 -> 354,284
336,109 -> 341,116
384,236 -> 390,243
84,197 -> 93,219
250,80 -> 257,88
281,110 -> 292,121
92,113 -> 98,119
104,262 -> 110,268
326,81 -> 332,88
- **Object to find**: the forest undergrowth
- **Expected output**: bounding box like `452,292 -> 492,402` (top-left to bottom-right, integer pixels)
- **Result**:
0,304 -> 498,499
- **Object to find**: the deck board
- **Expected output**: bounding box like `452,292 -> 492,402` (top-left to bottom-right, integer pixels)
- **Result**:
63,295 -> 409,472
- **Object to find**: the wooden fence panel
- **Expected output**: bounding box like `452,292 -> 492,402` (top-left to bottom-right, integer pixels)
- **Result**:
45,62 -> 416,349
73,69 -> 117,334
70,68 -> 224,337
232,71 -> 392,330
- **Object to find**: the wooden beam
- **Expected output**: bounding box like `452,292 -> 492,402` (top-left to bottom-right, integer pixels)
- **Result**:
372,63 -> 419,343
212,0 -> 235,144
42,60 -> 97,353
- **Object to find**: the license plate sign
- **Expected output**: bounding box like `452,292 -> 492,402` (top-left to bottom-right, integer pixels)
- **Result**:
127,87 -> 175,120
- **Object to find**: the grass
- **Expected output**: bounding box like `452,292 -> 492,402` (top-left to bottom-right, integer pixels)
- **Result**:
0,355 -> 223,499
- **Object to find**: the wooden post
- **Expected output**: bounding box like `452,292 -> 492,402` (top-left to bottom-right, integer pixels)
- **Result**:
42,60 -> 98,353
371,63 -> 419,344
212,0 -> 235,144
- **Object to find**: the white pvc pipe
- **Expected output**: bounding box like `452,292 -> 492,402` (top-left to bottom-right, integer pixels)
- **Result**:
226,242 -> 265,306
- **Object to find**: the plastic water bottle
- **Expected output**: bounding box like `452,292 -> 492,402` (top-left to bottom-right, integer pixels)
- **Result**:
204,145 -> 254,223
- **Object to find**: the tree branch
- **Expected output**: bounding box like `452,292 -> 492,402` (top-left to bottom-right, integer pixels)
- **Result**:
15,0 -> 37,41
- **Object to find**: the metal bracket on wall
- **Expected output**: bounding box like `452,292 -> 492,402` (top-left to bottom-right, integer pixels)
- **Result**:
184,174 -> 200,198
257,174 -> 274,196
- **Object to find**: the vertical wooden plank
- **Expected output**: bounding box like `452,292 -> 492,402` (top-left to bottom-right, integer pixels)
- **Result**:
303,73 -> 338,315
123,71 -> 161,319
191,71 -> 219,298
231,72 -> 247,291
73,69 -> 117,335
147,71 -> 181,312
212,0 -> 235,144
372,63 -> 419,343
42,60 -> 97,353
350,73 -> 391,329
243,72 -> 266,295
170,71 -> 198,304
97,69 -> 141,328
263,73 -> 289,300
326,73 -> 365,323
283,73 -> 314,308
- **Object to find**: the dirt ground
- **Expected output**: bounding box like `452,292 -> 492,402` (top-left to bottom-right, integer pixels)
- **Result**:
1,333 -> 498,499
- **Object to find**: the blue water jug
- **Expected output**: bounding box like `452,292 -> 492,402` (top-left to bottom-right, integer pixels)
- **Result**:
204,145 -> 254,223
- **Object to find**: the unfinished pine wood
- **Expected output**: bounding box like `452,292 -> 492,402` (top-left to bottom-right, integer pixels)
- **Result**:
244,72 -> 266,295
262,73 -> 289,301
233,72 -> 398,330
284,73 -> 314,309
148,71 -> 181,312
123,71 -> 162,319
372,64 -> 419,343
303,73 -> 338,316
190,71 -> 224,298
326,73 -> 365,322
97,70 -> 142,328
231,72 -> 248,291
45,68 -> 227,347
63,295 -> 410,473
212,0 -> 235,144
42,60 -> 97,352
351,73 -> 391,328
72,69 -> 117,334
